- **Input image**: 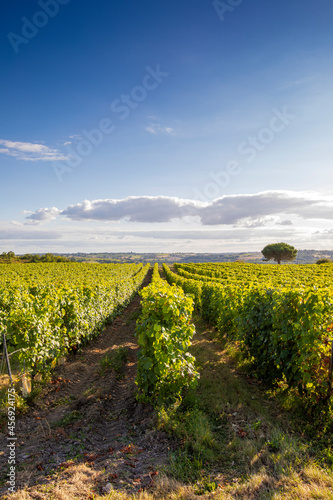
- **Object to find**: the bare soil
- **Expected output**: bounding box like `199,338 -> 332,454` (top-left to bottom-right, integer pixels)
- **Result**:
0,271 -> 174,497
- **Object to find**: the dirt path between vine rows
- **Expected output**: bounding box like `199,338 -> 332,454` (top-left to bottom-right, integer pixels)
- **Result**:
0,270 -> 174,498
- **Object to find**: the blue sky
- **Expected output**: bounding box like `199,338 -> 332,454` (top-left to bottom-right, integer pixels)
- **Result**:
1,0 -> 333,253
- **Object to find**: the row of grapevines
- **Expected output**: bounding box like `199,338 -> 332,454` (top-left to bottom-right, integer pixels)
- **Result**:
175,262 -> 333,290
162,263 -> 203,307
163,263 -> 333,402
135,264 -> 199,407
0,262 -> 142,287
175,265 -> 223,285
0,263 -> 149,376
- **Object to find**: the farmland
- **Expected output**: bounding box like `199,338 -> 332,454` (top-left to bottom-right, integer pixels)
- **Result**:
25,249 -> 333,264
164,262 -> 333,403
0,262 -> 149,375
1,261 -> 333,499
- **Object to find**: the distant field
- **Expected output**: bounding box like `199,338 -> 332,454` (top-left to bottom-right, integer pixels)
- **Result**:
39,249 -> 333,265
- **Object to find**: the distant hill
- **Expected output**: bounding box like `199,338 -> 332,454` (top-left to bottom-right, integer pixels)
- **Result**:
56,249 -> 333,265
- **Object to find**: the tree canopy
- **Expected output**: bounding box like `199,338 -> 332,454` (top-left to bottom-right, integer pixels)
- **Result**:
316,258 -> 331,264
0,251 -> 70,264
261,242 -> 297,265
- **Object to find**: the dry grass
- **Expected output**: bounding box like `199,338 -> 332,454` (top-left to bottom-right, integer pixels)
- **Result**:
3,463 -> 101,500
1,465 -> 209,500
4,463 -> 333,500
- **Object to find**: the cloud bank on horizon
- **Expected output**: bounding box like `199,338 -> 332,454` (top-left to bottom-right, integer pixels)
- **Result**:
0,190 -> 329,253
24,191 -> 333,226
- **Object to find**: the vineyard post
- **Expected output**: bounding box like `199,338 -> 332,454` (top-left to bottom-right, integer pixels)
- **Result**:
328,339 -> 333,398
2,331 -> 14,388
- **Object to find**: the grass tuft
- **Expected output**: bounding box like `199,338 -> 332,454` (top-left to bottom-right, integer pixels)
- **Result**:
99,347 -> 129,378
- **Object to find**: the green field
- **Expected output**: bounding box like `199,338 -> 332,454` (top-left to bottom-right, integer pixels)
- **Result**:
2,261 -> 333,500
0,262 -> 149,375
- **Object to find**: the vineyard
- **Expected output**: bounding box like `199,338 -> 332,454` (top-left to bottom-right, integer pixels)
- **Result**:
1,260 -> 333,406
0,262 -> 149,377
1,261 -> 333,499
163,262 -> 333,403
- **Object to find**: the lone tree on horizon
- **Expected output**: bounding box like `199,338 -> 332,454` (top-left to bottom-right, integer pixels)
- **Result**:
261,242 -> 297,265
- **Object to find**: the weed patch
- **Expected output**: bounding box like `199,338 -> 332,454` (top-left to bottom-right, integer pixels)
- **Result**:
99,347 -> 129,378
51,410 -> 82,428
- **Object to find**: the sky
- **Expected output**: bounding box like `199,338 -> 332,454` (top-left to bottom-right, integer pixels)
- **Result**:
1,0 -> 333,254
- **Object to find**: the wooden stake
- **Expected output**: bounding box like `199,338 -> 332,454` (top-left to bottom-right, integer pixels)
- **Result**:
2,331 -> 14,388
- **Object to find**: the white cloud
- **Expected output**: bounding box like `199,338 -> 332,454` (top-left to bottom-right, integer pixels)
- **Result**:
61,197 -> 201,223
114,227 -> 297,241
0,139 -> 48,153
146,124 -> 175,136
54,191 -> 333,226
233,217 -> 273,228
21,154 -> 69,162
0,139 -> 70,162
0,228 -> 61,240
314,228 -> 333,235
25,207 -> 61,223
69,134 -> 83,140
146,126 -> 158,135
15,191 -> 333,252
275,219 -> 293,226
